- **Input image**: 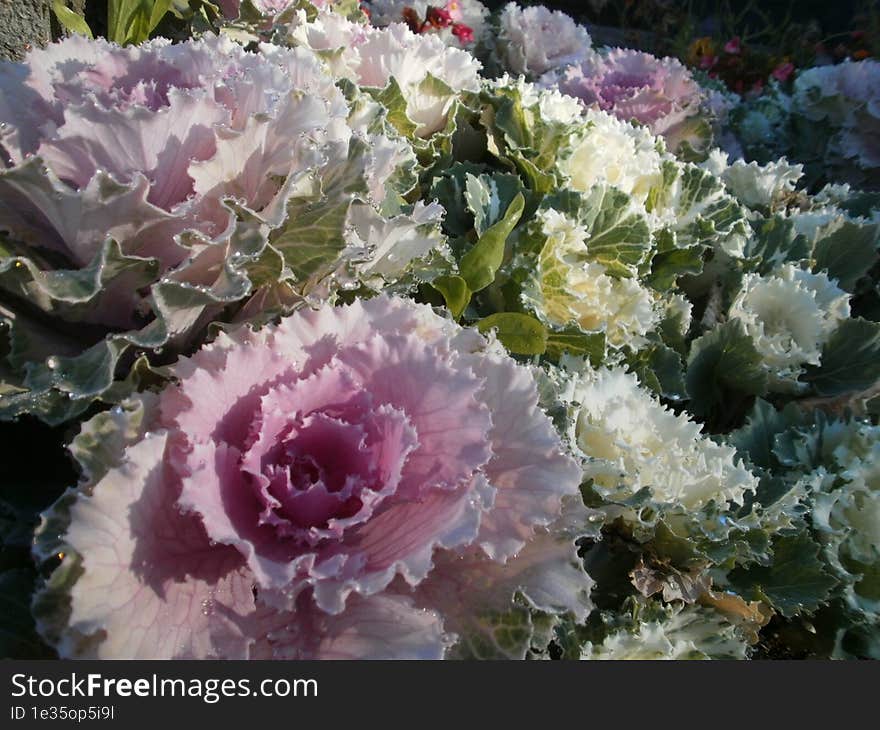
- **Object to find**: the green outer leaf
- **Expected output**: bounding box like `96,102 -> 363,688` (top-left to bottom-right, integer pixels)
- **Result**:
51,2 -> 93,38
447,605 -> 535,660
745,215 -> 810,274
269,137 -> 369,291
464,172 -> 523,237
628,342 -> 686,401
802,317 -> 880,396
727,533 -> 837,618
459,193 -> 524,293
578,185 -> 652,277
371,78 -> 419,139
727,398 -> 805,471
108,0 -> 173,45
685,319 -> 768,418
429,162 -> 485,237
544,328 -> 605,365
476,312 -> 547,355
539,186 -> 653,278
651,162 -> 749,252
432,275 -> 470,319
647,243 -> 704,291
813,220 -> 880,292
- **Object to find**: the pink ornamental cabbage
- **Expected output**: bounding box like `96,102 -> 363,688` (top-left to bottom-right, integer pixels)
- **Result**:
0,34 -> 349,277
36,295 -> 590,659
544,49 -> 705,143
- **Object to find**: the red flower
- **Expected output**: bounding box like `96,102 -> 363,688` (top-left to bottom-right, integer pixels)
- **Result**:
699,54 -> 718,70
451,22 -> 474,44
724,36 -> 742,55
772,61 -> 795,82
426,6 -> 453,29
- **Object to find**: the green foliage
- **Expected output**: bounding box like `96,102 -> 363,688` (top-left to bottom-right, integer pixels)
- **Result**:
685,319 -> 769,419
627,341 -> 687,401
51,2 -> 93,38
803,317 -> 880,396
728,533 -> 838,618
53,0 -> 220,45
476,312 -> 547,355
813,220 -> 880,292
545,328 -> 605,365
459,193 -> 525,293
431,275 -> 470,319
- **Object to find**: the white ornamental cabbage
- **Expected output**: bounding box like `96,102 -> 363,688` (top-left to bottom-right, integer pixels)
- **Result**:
495,3 -> 595,77
581,604 -> 749,660
524,209 -> 660,348
806,422 -> 880,620
558,109 -> 665,205
566,367 -> 757,510
729,264 -> 850,389
290,12 -> 481,137
720,156 -> 804,210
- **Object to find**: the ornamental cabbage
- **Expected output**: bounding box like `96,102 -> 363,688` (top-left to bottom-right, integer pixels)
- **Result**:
541,49 -> 709,153
34,295 -> 591,659
524,209 -> 660,348
289,12 -> 481,137
558,109 -> 665,205
565,367 -> 757,511
494,3 -> 595,78
728,264 -> 850,390
0,34 -> 440,422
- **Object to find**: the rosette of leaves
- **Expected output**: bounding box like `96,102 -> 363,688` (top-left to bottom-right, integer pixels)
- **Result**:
420,80 -> 743,372
726,401 -> 880,658
566,597 -> 752,660
672,171 -> 880,426
525,360 -> 808,658
726,80 -> 794,169
515,187 -> 660,366
0,35 -> 443,424
278,7 -> 483,164
483,4 -> 595,80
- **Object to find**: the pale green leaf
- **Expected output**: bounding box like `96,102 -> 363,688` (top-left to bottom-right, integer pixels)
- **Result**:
476,312 -> 547,355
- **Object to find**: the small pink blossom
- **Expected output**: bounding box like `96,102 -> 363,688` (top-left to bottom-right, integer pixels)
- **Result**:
724,36 -> 742,55
446,0 -> 464,21
772,61 -> 795,82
